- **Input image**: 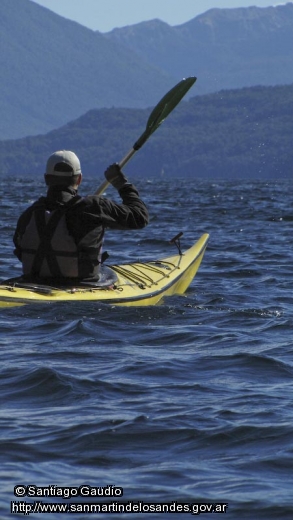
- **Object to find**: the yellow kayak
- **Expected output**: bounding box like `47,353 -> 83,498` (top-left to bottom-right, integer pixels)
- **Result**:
0,234 -> 209,308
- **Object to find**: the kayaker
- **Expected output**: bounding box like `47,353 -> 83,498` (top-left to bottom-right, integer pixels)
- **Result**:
13,150 -> 149,283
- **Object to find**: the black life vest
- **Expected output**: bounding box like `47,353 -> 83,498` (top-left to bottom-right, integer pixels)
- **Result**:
19,198 -> 102,279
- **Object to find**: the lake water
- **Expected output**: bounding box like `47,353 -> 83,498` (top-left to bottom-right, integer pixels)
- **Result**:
1,177 -> 293,519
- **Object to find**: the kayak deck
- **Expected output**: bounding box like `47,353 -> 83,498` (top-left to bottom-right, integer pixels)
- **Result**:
0,234 -> 209,307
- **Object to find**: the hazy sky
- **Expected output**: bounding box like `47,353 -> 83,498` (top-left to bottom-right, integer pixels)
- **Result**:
31,0 -> 283,32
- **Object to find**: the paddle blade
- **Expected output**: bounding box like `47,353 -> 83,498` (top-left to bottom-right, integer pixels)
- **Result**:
94,76 -> 197,196
134,76 -> 196,150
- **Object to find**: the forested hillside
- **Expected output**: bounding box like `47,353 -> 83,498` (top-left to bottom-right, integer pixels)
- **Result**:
0,84 -> 292,180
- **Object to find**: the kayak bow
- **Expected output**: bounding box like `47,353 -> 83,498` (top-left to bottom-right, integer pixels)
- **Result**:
0,234 -> 209,308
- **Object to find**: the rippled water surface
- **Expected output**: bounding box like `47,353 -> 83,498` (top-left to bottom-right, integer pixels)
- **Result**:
1,178 -> 293,519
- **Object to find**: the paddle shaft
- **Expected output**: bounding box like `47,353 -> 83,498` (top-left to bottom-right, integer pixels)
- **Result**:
95,77 -> 197,196
95,148 -> 136,195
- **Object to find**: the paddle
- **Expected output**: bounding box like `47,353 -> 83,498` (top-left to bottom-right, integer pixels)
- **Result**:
95,76 -> 197,195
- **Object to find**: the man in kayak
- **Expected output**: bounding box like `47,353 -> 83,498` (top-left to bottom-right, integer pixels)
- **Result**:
13,150 -> 148,283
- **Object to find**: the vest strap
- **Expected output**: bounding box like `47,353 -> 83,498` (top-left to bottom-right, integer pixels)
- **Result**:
31,209 -> 64,276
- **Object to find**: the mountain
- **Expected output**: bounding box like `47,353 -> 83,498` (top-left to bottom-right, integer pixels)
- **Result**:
105,3 -> 293,95
2,1 -> 293,143
0,83 -> 292,180
0,0 -> 172,140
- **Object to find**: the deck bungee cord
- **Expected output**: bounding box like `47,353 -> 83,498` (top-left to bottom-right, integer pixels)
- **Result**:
109,232 -> 185,290
110,259 -> 180,290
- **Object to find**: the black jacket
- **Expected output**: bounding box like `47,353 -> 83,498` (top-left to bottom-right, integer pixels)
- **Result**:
13,183 -> 149,280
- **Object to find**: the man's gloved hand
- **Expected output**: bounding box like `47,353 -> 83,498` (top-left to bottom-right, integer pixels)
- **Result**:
104,164 -> 128,191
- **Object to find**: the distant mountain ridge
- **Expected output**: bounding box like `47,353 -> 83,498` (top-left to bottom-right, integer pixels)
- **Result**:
1,83 -> 292,180
0,0 -> 172,140
1,0 -> 293,141
105,3 -> 293,96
